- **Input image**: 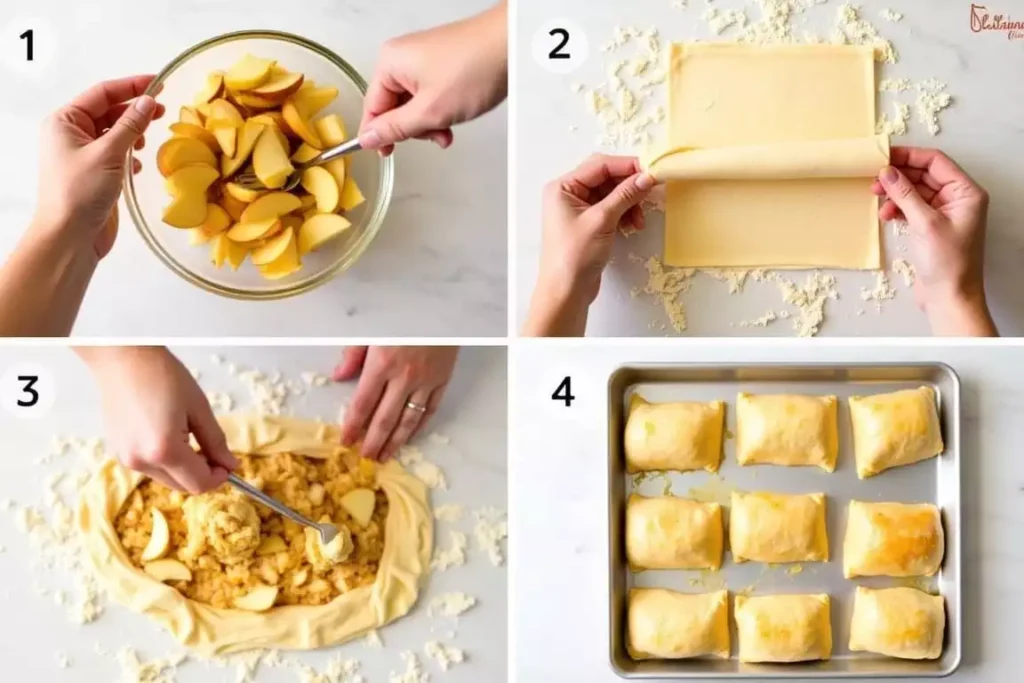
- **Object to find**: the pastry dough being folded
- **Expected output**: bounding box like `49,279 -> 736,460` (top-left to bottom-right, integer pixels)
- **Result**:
626,494 -> 723,571
624,395 -> 724,473
843,501 -> 944,578
736,393 -> 838,471
735,594 -> 832,662
646,135 -> 889,182
730,491 -> 828,563
849,586 -> 945,660
849,386 -> 944,479
627,588 -> 730,660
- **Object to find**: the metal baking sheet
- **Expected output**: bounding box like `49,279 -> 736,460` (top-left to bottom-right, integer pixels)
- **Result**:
608,363 -> 961,679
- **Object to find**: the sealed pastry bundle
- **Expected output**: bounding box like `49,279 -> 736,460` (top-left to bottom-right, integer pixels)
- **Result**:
77,415 -> 433,656
849,386 -> 944,478
849,586 -> 945,660
626,494 -> 723,571
729,491 -> 829,564
627,588 -> 729,660
734,593 -> 832,663
735,392 -> 838,471
844,501 -> 944,578
624,394 -> 725,473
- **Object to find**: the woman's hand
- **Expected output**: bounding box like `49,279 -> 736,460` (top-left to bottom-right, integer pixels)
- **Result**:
523,154 -> 655,337
36,75 -> 164,259
358,2 -> 507,156
77,347 -> 236,493
333,346 -> 459,461
873,147 -> 997,336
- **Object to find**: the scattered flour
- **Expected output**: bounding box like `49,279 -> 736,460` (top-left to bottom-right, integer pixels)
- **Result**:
424,641 -> 466,672
431,531 -> 468,571
893,259 -> 917,287
880,8 -> 903,22
861,271 -> 897,309
914,78 -> 953,135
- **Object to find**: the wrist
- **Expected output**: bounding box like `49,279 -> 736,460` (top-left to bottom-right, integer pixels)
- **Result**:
924,288 -> 997,337
525,272 -> 593,336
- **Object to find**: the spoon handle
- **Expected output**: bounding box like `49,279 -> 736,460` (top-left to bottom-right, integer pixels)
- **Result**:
227,473 -> 318,532
301,137 -> 363,170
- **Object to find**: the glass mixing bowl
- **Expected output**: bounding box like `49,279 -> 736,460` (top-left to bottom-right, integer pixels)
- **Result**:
124,30 -> 393,300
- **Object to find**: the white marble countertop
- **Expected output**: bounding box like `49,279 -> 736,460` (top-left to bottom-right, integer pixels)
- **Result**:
0,0 -> 507,337
514,0 -> 1024,336
0,345 -> 507,681
513,342 -> 1023,681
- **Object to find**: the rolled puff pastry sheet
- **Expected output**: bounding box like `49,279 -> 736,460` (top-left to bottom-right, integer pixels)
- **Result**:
735,393 -> 839,471
734,594 -> 832,663
849,386 -> 944,479
843,500 -> 944,578
627,588 -> 730,660
729,491 -> 828,563
849,586 -> 945,660
624,394 -> 725,473
663,42 -> 883,270
626,494 -> 723,571
77,414 -> 433,657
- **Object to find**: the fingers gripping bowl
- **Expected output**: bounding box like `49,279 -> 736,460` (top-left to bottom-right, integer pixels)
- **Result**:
124,31 -> 394,300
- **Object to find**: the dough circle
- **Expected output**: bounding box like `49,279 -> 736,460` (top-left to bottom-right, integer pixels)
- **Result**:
77,414 -> 433,656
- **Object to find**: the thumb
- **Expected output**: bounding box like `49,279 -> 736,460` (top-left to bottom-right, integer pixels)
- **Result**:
101,95 -> 157,157
592,173 -> 656,227
879,165 -> 934,225
188,401 -> 238,471
359,99 -> 439,149
332,346 -> 369,381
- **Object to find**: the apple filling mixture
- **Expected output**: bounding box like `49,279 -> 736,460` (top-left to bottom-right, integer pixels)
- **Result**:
158,53 -> 366,280
114,452 -> 386,611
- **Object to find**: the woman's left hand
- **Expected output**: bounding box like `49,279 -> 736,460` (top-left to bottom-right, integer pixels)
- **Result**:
334,346 -> 459,461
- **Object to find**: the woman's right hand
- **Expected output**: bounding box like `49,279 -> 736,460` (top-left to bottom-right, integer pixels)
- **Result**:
873,147 -> 997,336
78,347 -> 236,492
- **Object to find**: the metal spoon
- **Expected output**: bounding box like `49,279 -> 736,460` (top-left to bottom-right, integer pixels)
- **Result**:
232,137 -> 363,193
227,473 -> 338,546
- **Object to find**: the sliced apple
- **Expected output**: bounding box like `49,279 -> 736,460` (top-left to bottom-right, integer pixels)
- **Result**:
224,54 -> 275,91
196,102 -> 213,120
256,535 -> 288,556
179,105 -> 204,127
169,122 -> 220,155
208,99 -> 244,127
141,508 -> 170,561
187,227 -> 214,245
220,193 -> 248,221
227,217 -> 280,243
293,86 -> 339,117
339,174 -> 366,212
298,213 -> 351,255
251,227 -> 295,266
224,181 -> 263,204
339,488 -> 376,527
144,559 -> 193,583
163,194 -> 208,228
313,113 -> 349,146
232,585 -> 279,612
232,92 -> 279,111
211,232 -> 247,268
249,111 -> 293,138
298,194 -> 318,212
252,128 -> 294,189
220,120 -> 265,178
301,167 -> 340,213
291,143 -> 320,164
280,215 -> 303,232
258,237 -> 301,279
226,239 -> 248,270
194,71 -> 224,105
251,70 -> 304,100
166,163 -> 219,196
201,203 -> 232,235
302,207 -> 320,222
282,100 -> 322,148
240,192 -> 303,224
156,137 -> 217,178
211,127 -> 236,157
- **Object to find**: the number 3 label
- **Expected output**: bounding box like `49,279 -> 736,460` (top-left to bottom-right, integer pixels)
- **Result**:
1,363 -> 55,419
532,19 -> 588,74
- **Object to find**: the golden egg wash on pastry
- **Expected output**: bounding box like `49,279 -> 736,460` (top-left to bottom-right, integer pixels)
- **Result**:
627,588 -> 730,660
735,392 -> 838,471
849,586 -> 945,660
624,394 -> 725,473
848,386 -> 944,479
843,501 -> 944,578
729,491 -> 829,564
626,494 -> 723,571
734,593 -> 832,663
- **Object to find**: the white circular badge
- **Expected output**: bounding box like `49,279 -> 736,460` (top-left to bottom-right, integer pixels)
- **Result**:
0,363 -> 56,419
0,16 -> 58,79
532,18 -> 588,75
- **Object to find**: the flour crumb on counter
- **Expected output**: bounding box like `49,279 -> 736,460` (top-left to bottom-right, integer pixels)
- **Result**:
701,268 -> 760,294
880,8 -> 903,22
893,259 -> 916,287
56,651 -> 71,668
427,432 -> 451,446
735,310 -> 778,329
703,7 -> 748,35
879,77 -> 911,93
767,271 -> 838,338
389,651 -> 428,683
473,507 -> 508,566
433,504 -> 465,522
630,254 -> 695,333
365,629 -> 384,648
914,79 -> 953,135
205,391 -> 234,414
876,101 -> 910,136
301,372 -> 330,387
832,3 -> 898,63
398,446 -> 448,490
429,592 -> 477,618
861,271 -> 897,309
432,531 -> 468,571
424,641 -> 466,672
117,647 -> 187,683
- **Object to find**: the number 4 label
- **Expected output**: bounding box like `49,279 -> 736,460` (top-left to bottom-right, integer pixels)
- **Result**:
551,376 -> 575,406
